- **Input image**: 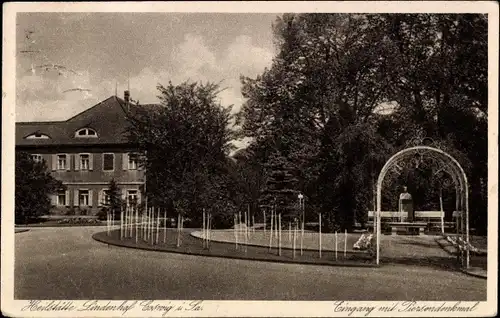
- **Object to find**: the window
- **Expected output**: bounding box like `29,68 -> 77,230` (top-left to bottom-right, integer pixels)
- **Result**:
102,189 -> 111,205
128,153 -> 138,170
103,153 -> 114,171
127,190 -> 138,206
75,128 -> 98,138
79,190 -> 89,206
57,154 -> 67,170
57,190 -> 67,206
26,132 -> 50,139
80,154 -> 90,170
31,154 -> 43,162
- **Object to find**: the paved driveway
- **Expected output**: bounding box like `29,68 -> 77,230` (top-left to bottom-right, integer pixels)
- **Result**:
14,227 -> 486,300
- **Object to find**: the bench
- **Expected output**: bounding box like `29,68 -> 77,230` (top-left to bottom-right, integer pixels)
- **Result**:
367,211 -> 445,234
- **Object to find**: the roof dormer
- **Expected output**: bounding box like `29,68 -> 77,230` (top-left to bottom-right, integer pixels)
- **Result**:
75,127 -> 98,138
25,132 -> 51,139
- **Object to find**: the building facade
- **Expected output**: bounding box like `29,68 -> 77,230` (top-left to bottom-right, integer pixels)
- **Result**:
15,92 -> 149,215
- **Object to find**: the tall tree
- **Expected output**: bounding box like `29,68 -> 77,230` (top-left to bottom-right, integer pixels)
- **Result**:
15,152 -> 63,224
126,81 -> 235,222
239,14 -> 394,230
374,14 -> 488,233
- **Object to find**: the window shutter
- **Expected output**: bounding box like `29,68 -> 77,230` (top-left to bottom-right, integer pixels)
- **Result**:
88,190 -> 93,207
65,190 -> 70,206
51,155 -> 57,171
89,154 -> 94,171
74,190 -> 79,207
66,154 -> 71,171
50,194 -> 57,205
75,154 -> 80,171
138,154 -> 144,171
98,189 -> 103,207
123,153 -> 128,170
137,191 -> 142,204
121,189 -> 127,205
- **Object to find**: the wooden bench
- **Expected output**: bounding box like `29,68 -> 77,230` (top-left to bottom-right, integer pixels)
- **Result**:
367,211 -> 445,234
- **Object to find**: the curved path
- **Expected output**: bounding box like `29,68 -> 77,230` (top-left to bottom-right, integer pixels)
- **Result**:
15,227 -> 486,300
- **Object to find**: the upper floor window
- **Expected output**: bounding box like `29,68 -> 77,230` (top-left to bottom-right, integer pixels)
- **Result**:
80,154 -> 90,170
128,153 -> 138,170
103,153 -> 114,171
25,132 -> 50,139
57,154 -> 67,170
75,128 -> 98,138
31,154 -> 43,163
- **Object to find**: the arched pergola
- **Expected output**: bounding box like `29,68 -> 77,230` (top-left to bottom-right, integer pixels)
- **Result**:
375,145 -> 470,268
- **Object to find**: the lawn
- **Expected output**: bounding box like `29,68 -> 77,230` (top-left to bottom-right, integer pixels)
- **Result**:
93,228 -> 375,267
191,228 -> 364,253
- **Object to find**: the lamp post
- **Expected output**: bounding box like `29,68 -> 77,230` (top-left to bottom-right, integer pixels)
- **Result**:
298,193 -> 304,256
298,193 -> 304,224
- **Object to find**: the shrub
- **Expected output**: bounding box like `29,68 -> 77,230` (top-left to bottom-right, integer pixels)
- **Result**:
57,217 -> 100,225
95,208 -> 108,221
65,207 -> 76,216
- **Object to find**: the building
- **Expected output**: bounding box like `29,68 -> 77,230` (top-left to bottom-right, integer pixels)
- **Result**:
15,91 -> 153,215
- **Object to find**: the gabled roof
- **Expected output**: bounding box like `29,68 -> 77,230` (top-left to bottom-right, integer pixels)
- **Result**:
16,96 -> 161,147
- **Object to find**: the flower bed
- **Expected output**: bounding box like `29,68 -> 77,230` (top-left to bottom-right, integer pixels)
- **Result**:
445,235 -> 486,256
353,233 -> 373,250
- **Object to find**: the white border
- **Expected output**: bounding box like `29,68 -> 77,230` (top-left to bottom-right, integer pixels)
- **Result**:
2,2 -> 498,317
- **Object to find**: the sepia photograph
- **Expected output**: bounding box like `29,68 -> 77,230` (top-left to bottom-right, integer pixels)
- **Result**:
2,2 -> 498,317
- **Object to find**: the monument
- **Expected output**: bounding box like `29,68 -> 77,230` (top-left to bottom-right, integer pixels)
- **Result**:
399,186 -> 414,222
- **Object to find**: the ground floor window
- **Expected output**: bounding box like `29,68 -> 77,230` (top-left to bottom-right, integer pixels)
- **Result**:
79,189 -> 89,206
57,190 -> 67,206
127,189 -> 138,206
102,189 -> 111,205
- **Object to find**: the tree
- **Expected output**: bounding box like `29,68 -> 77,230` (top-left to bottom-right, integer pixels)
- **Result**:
239,14 -> 394,230
372,14 -> 487,233
126,81 -> 236,223
98,179 -> 123,220
15,152 -> 63,224
239,13 -> 487,233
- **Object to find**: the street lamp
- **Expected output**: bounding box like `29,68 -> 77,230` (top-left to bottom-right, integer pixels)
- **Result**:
298,193 -> 304,224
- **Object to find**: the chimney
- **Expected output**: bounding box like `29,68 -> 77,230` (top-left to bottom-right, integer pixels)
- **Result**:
124,90 -> 130,103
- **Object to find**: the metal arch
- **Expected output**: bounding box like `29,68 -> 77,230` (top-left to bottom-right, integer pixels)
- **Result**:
375,146 -> 470,268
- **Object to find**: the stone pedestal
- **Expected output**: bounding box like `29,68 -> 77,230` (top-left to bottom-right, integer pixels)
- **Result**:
400,192 -> 414,222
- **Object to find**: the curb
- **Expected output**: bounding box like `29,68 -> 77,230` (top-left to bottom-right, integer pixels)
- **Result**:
14,229 -> 30,233
92,232 -> 379,269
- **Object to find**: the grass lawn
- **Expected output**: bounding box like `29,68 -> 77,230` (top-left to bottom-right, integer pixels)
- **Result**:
192,229 -> 365,253
93,228 -> 375,267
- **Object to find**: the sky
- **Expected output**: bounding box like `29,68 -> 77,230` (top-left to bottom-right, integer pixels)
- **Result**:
16,13 -> 278,125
